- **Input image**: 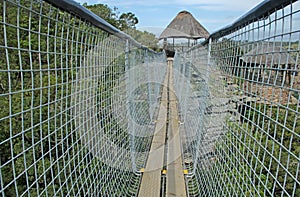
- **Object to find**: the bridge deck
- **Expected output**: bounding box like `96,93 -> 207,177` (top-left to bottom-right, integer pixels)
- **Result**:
166,61 -> 187,197
138,59 -> 186,197
138,62 -> 168,197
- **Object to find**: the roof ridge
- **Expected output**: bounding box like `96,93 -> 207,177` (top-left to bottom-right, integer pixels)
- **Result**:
159,11 -> 210,40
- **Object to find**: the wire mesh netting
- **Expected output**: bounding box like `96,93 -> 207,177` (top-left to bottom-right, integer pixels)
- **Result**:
1,0 -> 300,196
175,1 -> 300,196
0,0 -> 166,196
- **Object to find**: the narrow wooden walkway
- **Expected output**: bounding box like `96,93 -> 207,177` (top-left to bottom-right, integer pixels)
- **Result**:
166,61 -> 187,197
138,59 -> 187,197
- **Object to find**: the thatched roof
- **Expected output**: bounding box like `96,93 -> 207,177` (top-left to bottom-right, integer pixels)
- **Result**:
241,42 -> 296,65
159,11 -> 210,40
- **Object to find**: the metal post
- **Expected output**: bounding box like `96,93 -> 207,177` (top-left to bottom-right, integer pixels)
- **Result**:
173,37 -> 175,51
208,38 -> 212,65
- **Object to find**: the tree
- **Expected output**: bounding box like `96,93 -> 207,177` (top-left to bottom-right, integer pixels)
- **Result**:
119,12 -> 138,29
83,3 -> 160,50
83,3 -> 119,28
125,29 -> 160,51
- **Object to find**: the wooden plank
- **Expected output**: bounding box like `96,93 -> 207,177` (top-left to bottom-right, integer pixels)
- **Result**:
138,60 -> 187,197
138,64 -> 169,197
166,61 -> 187,197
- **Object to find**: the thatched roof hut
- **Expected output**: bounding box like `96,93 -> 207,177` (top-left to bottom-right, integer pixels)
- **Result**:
241,42 -> 296,66
159,11 -> 210,40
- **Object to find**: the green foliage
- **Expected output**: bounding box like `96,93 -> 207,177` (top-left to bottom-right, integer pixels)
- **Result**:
83,3 -> 120,28
125,29 -> 160,51
217,104 -> 300,196
119,12 -> 139,29
83,3 -> 138,31
83,3 -> 160,51
96,54 -> 130,149
1,1 -> 89,195
0,0 -> 139,196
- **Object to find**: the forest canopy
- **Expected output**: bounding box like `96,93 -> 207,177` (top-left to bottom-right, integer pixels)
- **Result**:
0,0 -> 158,195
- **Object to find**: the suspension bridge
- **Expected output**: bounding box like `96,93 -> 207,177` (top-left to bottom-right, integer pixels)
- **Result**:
0,0 -> 299,196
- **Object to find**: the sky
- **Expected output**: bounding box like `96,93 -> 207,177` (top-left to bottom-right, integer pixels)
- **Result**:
75,0 -> 263,37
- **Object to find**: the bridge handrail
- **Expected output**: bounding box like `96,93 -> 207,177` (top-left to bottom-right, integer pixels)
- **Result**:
203,0 -> 298,44
45,0 -> 144,48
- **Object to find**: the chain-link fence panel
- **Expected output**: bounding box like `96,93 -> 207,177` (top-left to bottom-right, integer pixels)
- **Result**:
175,0 -> 300,196
0,0 -> 166,196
